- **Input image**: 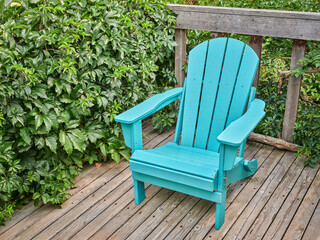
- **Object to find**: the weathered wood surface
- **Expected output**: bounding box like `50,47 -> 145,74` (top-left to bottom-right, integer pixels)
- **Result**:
282,39 -> 306,142
249,35 -> 263,87
0,121 -> 319,240
175,29 -> 187,87
248,132 -> 301,152
166,4 -> 320,41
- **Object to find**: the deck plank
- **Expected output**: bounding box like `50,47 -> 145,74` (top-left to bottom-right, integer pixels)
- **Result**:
282,167 -> 320,240
263,163 -> 319,240
184,144 -> 274,240
126,191 -> 188,240
0,120 -> 318,240
145,196 -> 201,240
302,200 -> 320,240
246,156 -> 317,240
203,148 -> 286,239
226,152 -> 303,239
51,179 -> 135,239
34,168 -> 132,240
0,161 -> 103,235
91,188 -> 174,240
147,141 -> 263,240
0,161 -> 129,240
71,184 -> 159,240
165,198 -> 213,239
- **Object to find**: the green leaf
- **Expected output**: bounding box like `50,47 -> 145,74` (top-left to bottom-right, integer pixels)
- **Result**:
65,120 -> 80,129
87,130 -> 104,143
45,135 -> 57,153
78,0 -> 86,8
21,0 -> 29,8
37,168 -> 49,177
42,115 -> 52,132
67,132 -> 84,152
60,130 -> 73,154
69,129 -> 85,140
111,152 -> 120,163
88,154 -> 98,164
58,111 -> 70,123
41,193 -> 50,204
120,149 -> 131,161
20,128 -> 31,144
35,115 -> 42,129
59,130 -> 66,145
64,135 -> 73,155
0,163 -> 5,175
35,136 -> 45,149
99,143 -> 107,157
33,192 -> 41,200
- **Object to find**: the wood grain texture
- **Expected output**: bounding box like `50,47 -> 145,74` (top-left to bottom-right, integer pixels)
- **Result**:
204,148 -> 285,239
263,164 -> 319,240
282,39 -> 306,142
165,198 -> 213,239
175,29 -> 187,87
248,132 -> 301,151
302,200 -> 320,240
282,168 -> 320,240
226,153 -> 303,240
15,163 -> 131,240
249,35 -> 263,87
179,143 -> 270,240
106,188 -> 174,240
145,196 -> 200,240
127,191 -> 187,240
1,121 -> 319,240
166,4 -> 320,41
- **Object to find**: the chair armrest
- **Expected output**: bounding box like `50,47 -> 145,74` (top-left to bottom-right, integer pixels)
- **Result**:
217,99 -> 266,147
115,88 -> 183,124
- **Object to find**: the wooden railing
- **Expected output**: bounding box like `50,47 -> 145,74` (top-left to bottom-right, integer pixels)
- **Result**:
166,4 -> 320,144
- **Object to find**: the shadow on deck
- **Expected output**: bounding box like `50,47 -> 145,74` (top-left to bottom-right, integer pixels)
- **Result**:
0,120 -> 319,240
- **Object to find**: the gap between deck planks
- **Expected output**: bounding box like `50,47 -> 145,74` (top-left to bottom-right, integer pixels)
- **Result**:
0,118 -> 152,236
0,119 -> 319,240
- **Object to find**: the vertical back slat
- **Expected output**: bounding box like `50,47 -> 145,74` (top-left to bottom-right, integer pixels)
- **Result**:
194,38 -> 228,149
173,80 -> 187,144
207,39 -> 245,152
226,45 -> 259,127
180,41 -> 209,147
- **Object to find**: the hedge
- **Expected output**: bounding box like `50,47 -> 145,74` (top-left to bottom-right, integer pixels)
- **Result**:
0,0 -> 176,224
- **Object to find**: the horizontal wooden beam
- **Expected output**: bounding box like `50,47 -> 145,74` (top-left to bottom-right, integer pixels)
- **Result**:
248,132 -> 301,152
166,4 -> 320,41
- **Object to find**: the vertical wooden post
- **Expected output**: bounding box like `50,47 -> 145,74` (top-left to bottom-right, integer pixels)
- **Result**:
249,36 -> 263,87
282,39 -> 306,142
175,29 -> 187,87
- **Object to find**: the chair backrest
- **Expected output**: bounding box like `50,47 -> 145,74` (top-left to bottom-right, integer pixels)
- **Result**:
178,38 -> 259,152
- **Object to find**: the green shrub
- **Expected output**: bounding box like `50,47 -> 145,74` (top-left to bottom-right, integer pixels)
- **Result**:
0,0 -> 176,224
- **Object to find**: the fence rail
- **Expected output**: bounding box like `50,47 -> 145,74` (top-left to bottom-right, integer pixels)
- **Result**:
166,4 -> 320,143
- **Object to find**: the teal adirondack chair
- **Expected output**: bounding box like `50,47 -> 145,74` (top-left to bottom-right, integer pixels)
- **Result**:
115,38 -> 266,229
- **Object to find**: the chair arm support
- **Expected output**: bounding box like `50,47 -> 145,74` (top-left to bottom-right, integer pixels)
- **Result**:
217,99 -> 266,147
115,88 -> 183,124
115,88 -> 183,152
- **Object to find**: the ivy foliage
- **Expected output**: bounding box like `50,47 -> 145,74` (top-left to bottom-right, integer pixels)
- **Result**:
0,0 -> 176,224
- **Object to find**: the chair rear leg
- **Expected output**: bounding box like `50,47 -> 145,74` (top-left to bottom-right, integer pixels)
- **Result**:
134,179 -> 145,204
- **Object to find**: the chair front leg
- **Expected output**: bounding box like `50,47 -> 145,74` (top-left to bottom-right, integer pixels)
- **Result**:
215,170 -> 227,229
134,179 -> 145,205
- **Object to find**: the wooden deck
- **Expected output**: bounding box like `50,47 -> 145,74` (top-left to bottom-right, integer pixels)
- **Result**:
0,120 -> 319,240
